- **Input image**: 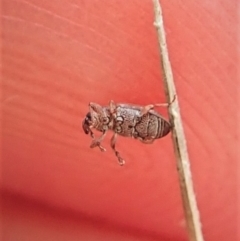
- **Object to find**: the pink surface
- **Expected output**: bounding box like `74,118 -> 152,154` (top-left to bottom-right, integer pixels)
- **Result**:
1,0 -> 239,241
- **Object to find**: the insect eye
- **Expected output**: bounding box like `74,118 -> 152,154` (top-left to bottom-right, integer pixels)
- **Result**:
86,112 -> 91,120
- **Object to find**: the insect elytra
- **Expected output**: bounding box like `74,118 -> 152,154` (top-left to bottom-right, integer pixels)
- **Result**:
82,97 -> 175,166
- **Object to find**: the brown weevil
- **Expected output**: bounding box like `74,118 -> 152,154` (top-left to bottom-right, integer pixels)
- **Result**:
82,96 -> 175,166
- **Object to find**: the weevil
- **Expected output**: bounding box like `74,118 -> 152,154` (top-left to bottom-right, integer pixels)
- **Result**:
82,96 -> 175,166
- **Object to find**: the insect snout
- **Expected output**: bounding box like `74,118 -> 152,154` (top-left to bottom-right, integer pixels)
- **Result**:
82,112 -> 92,134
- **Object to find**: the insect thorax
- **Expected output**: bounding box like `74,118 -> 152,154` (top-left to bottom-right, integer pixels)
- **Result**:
111,106 -> 170,140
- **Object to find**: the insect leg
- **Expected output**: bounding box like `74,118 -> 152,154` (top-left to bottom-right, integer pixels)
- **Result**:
90,130 -> 107,152
140,95 -> 176,116
109,100 -> 117,114
139,138 -> 155,144
110,133 -> 125,166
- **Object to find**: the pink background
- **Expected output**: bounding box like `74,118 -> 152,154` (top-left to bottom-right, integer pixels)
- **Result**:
1,0 -> 239,240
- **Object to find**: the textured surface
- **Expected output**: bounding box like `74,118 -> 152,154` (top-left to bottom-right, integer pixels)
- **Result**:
1,0 -> 239,241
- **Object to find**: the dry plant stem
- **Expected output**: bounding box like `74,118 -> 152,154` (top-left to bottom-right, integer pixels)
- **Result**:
152,1 -> 204,241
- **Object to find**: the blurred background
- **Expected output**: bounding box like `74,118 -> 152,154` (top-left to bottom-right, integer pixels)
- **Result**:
1,0 -> 239,241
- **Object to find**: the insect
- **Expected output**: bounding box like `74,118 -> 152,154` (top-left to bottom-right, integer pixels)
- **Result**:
82,96 -> 175,166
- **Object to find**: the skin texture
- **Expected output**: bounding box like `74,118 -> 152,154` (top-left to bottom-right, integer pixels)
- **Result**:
1,1 -> 238,241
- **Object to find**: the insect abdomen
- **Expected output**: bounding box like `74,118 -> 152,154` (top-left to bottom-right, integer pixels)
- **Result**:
155,116 -> 171,138
134,113 -> 170,139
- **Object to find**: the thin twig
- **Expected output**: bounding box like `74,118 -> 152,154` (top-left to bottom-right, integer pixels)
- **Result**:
151,1 -> 204,241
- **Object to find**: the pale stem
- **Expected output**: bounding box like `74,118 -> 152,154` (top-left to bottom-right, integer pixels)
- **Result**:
152,1 -> 205,241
